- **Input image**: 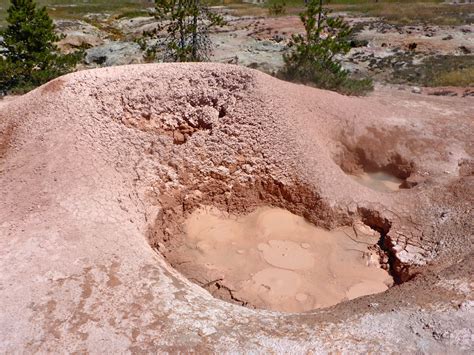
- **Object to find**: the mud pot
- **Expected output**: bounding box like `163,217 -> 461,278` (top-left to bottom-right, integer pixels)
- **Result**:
350,171 -> 404,192
181,206 -> 392,312
0,64 -> 473,352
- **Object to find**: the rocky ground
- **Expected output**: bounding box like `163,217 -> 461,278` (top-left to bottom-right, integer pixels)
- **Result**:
0,63 -> 472,352
54,9 -> 474,92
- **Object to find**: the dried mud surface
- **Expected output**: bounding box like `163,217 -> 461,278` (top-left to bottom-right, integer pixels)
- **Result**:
0,63 -> 473,352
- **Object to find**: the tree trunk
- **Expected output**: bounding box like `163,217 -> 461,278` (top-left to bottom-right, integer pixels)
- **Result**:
317,0 -> 323,30
178,0 -> 185,59
191,0 -> 198,60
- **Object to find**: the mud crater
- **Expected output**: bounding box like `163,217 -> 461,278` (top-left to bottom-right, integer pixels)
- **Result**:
335,128 -> 418,190
98,67 -> 435,313
147,171 -> 409,313
181,205 -> 393,312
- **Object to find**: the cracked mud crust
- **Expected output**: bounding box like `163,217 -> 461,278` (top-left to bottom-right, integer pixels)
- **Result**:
0,63 -> 473,352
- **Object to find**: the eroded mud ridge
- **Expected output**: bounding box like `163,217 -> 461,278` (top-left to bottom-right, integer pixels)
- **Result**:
0,64 -> 473,352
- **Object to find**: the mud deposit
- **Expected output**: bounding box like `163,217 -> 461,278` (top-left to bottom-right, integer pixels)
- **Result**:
350,171 -> 403,192
0,64 -> 473,352
182,206 -> 392,312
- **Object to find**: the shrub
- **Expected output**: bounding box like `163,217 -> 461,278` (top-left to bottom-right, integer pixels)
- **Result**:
279,0 -> 373,95
0,0 -> 82,95
268,1 -> 287,16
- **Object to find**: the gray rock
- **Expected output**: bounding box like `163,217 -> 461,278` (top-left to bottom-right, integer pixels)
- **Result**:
252,40 -> 285,53
55,20 -> 106,51
113,16 -> 160,37
85,41 -> 143,67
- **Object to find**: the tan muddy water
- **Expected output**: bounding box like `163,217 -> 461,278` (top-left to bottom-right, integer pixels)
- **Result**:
183,206 -> 393,313
351,171 -> 403,192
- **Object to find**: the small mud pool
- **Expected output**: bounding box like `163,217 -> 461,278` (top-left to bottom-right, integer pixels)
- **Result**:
350,171 -> 403,192
180,206 -> 393,313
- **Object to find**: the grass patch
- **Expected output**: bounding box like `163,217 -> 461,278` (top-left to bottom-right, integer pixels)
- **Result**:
222,3 -> 268,17
1,1 -> 469,25
116,9 -> 151,19
393,55 -> 474,87
433,68 -> 474,87
339,2 -> 474,26
265,0 -> 472,26
0,0 -> 152,25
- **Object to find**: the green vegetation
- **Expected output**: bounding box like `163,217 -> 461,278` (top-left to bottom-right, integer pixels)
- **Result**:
0,0 -> 82,94
1,1 -> 469,26
279,0 -> 373,95
0,0 -> 152,25
265,0 -> 472,26
338,1 -> 473,26
144,0 -> 224,62
115,9 -> 150,19
433,68 -> 474,88
268,0 -> 286,16
392,55 -> 474,87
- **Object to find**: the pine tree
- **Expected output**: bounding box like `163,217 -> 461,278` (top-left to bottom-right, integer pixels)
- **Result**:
147,0 -> 224,62
0,0 -> 82,94
279,0 -> 372,95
